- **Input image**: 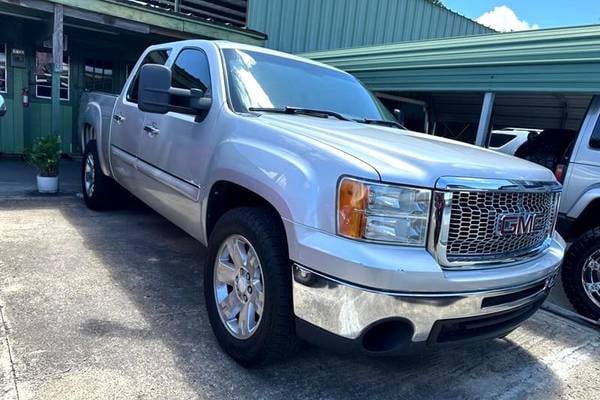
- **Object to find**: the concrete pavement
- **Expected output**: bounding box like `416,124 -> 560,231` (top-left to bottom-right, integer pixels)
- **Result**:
0,158 -> 80,199
0,196 -> 599,400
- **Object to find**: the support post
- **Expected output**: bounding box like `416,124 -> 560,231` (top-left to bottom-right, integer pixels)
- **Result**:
51,4 -> 63,137
174,0 -> 181,12
475,92 -> 495,147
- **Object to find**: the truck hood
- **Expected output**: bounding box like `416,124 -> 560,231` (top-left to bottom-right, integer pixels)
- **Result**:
257,114 -> 556,188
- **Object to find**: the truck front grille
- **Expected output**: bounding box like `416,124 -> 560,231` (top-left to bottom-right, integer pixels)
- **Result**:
446,191 -> 560,262
428,178 -> 562,268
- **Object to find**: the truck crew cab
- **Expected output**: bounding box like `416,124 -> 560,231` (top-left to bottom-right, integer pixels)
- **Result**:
78,40 -> 565,366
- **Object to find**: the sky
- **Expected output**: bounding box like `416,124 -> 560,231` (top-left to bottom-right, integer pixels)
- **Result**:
443,0 -> 600,32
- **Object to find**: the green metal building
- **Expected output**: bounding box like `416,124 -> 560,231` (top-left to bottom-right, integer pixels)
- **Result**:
0,0 -> 265,155
303,25 -> 600,146
247,0 -> 493,53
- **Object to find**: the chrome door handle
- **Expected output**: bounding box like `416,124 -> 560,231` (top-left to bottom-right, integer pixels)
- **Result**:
113,114 -> 125,124
143,124 -> 160,136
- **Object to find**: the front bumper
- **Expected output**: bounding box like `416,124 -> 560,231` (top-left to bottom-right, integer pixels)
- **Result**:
292,264 -> 559,352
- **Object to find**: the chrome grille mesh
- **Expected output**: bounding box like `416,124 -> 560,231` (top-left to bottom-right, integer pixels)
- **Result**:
446,191 -> 560,262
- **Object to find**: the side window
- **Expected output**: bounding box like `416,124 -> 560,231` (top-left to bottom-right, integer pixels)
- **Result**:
591,116 -> 600,149
126,49 -> 171,103
171,48 -> 211,93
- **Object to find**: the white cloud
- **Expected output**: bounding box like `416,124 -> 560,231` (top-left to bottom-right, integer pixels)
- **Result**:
476,5 -> 540,32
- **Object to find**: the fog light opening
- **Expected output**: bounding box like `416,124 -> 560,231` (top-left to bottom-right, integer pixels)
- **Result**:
361,319 -> 413,353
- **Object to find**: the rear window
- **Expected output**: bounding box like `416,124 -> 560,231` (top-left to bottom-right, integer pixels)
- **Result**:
126,49 -> 171,103
489,133 -> 516,148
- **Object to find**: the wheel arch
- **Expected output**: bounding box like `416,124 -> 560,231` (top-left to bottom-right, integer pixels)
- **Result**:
80,101 -> 112,177
204,180 -> 290,251
565,196 -> 600,240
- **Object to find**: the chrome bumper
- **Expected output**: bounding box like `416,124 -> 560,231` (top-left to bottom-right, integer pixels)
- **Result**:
292,264 -> 559,342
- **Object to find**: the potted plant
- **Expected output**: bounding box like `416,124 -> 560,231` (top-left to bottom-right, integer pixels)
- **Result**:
25,135 -> 62,194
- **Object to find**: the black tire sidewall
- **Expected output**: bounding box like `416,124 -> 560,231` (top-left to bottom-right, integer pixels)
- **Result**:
562,229 -> 600,319
204,208 -> 291,366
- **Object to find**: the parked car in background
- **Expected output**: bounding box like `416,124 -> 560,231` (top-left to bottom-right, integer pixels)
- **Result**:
515,99 -> 600,321
489,128 -> 542,155
78,40 -> 565,366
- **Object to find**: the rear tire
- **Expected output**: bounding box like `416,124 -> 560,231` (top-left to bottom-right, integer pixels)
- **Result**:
562,227 -> 600,320
81,141 -> 117,210
204,207 -> 297,367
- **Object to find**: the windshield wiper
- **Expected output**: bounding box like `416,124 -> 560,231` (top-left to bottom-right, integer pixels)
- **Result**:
248,106 -> 351,121
355,118 -> 407,130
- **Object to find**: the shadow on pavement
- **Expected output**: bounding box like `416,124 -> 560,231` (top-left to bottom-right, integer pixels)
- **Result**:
0,197 -> 566,399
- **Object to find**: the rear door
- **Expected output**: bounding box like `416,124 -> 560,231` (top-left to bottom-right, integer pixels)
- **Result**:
136,45 -> 217,237
110,48 -> 171,190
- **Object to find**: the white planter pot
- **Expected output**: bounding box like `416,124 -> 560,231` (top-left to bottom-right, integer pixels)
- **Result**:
37,175 -> 59,194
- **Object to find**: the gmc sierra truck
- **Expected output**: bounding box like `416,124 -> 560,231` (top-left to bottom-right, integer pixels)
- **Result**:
78,40 -> 566,366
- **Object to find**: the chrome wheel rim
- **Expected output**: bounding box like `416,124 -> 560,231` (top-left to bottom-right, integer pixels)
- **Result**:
214,234 -> 264,340
581,249 -> 600,309
84,153 -> 95,197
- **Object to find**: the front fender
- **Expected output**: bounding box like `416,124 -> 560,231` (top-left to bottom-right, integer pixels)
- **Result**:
202,134 -> 379,243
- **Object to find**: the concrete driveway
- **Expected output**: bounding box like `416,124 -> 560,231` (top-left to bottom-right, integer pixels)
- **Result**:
1,196 -> 599,400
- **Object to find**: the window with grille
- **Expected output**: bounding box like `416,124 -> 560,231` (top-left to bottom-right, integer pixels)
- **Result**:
35,51 -> 69,100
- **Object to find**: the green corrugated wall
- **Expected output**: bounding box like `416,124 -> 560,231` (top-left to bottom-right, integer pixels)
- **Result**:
247,0 -> 494,53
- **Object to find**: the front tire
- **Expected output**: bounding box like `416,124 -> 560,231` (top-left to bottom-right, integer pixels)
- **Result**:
81,141 -> 117,210
562,227 -> 600,320
204,207 -> 296,366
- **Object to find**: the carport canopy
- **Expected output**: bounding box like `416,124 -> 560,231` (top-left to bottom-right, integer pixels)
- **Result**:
302,25 -> 600,146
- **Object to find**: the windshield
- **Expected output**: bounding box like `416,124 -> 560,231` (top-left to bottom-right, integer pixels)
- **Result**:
222,49 -> 394,121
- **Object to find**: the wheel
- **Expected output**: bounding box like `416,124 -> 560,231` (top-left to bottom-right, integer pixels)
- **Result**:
204,207 -> 296,366
81,140 -> 117,210
562,227 -> 600,320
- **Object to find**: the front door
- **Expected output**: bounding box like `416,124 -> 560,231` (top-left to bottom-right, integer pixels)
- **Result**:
110,48 -> 171,191
136,46 -> 216,238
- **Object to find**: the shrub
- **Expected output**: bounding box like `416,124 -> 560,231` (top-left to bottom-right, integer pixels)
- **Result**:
24,135 -> 62,177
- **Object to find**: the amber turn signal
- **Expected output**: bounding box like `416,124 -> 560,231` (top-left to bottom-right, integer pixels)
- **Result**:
337,178 -> 369,238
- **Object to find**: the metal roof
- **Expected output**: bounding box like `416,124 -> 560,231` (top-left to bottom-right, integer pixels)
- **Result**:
247,0 -> 493,53
302,25 -> 600,94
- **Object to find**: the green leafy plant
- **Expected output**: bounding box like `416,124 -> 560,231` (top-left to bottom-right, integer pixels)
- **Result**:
24,135 -> 62,177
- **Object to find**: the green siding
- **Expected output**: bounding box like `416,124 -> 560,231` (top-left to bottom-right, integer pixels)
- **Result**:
247,0 -> 494,53
0,97 -> 18,153
303,25 -> 600,94
27,103 -> 73,153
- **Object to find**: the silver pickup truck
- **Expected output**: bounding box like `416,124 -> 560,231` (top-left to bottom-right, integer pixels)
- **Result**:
78,40 -> 565,366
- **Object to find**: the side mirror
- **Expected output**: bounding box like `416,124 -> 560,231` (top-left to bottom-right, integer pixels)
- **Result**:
0,94 -> 6,117
138,64 -> 212,115
393,108 -> 404,125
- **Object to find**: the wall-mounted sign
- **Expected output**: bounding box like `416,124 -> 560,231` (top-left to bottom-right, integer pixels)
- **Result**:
11,48 -> 26,69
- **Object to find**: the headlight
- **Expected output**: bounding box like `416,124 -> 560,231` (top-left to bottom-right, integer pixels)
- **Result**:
337,177 -> 431,245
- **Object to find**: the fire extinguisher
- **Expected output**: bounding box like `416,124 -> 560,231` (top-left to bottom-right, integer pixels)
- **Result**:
22,88 -> 29,108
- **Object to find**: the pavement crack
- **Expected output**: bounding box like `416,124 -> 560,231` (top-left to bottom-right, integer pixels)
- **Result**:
0,304 -> 20,400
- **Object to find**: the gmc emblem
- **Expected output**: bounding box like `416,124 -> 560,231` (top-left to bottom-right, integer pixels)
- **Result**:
497,213 -> 543,236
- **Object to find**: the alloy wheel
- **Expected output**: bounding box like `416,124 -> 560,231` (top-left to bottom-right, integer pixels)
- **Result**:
581,249 -> 600,309
84,153 -> 95,197
213,234 -> 265,339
